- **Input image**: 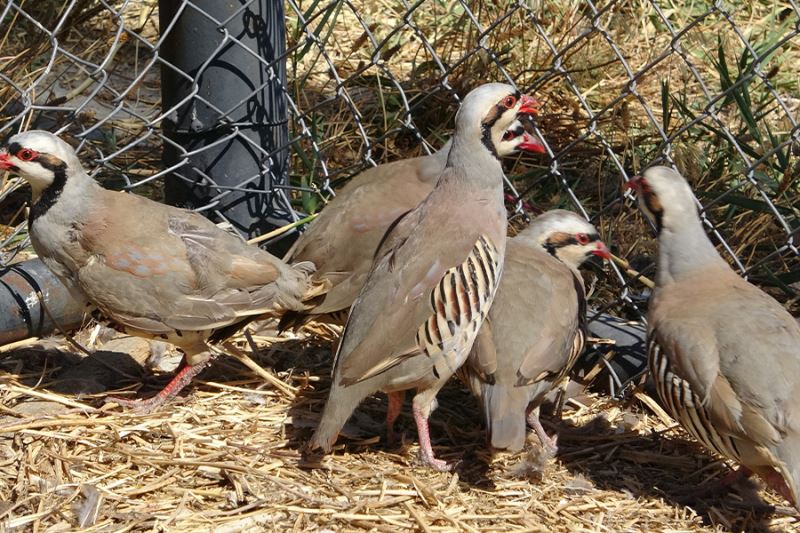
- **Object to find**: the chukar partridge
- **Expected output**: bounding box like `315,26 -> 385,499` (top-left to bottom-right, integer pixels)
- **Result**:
0,131 -> 318,412
282,117 -> 544,329
628,165 -> 800,509
308,83 -> 542,470
461,209 -> 610,453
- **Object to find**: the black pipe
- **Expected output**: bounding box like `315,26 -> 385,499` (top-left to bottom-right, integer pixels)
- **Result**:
582,311 -> 648,397
159,0 -> 291,249
0,259 -> 86,346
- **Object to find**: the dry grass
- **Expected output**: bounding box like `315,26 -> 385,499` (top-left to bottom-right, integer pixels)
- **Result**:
284,0 -> 800,313
1,1 -> 798,308
0,3 -> 799,532
0,323 -> 796,532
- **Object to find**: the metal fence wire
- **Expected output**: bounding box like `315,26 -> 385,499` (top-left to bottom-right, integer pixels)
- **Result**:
1,1 -> 799,331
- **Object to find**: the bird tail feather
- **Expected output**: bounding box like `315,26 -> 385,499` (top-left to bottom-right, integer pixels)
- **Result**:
483,383 -> 528,452
309,378 -> 375,453
774,435 -> 800,510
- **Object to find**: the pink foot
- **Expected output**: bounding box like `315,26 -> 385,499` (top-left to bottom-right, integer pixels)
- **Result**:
106,360 -> 208,414
413,404 -> 453,472
527,411 -> 558,455
420,452 -> 453,472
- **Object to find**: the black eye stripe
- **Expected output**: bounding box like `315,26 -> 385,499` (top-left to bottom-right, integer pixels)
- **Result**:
5,142 -> 43,163
570,234 -> 599,246
480,90 -> 524,159
545,231 -> 600,253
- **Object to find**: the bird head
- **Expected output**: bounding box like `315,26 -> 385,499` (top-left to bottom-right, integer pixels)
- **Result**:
518,209 -> 611,269
624,166 -> 697,233
455,83 -> 543,158
0,130 -> 83,197
496,117 -> 545,157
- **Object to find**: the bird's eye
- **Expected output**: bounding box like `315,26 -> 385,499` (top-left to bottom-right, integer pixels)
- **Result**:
502,95 -> 517,109
502,130 -> 515,141
576,233 -> 590,245
17,148 -> 36,161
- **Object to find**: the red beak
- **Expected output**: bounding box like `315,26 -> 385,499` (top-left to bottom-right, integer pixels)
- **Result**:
0,151 -> 14,171
518,132 -> 546,154
518,94 -> 540,115
623,175 -> 643,192
591,241 -> 611,260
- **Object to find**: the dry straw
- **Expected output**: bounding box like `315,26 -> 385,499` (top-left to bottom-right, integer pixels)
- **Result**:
0,1 -> 798,531
0,323 -> 795,532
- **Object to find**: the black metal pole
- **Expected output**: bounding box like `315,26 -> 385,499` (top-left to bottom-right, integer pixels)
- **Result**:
0,260 -> 86,346
159,0 -> 290,245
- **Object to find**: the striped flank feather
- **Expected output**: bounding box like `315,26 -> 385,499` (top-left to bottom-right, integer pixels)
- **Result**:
649,340 -> 742,462
417,235 -> 502,375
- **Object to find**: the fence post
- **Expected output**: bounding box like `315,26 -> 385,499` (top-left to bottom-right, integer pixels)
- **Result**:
159,0 -> 290,245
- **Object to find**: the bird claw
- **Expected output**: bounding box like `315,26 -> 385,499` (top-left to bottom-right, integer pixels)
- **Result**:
540,434 -> 559,457
103,394 -> 165,415
419,451 -> 454,472
527,412 -> 559,456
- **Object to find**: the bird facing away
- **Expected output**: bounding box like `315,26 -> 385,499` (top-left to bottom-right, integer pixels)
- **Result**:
460,210 -> 610,453
628,166 -> 800,509
0,131 -> 318,412
282,117 -> 545,328
308,83 -> 542,471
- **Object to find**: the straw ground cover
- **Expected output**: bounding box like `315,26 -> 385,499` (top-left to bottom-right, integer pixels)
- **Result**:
0,324 -> 796,532
0,0 -> 799,531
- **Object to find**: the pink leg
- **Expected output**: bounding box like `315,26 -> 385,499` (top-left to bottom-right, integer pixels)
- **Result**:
107,359 -> 209,414
386,391 -> 405,445
413,404 -> 452,472
760,469 -> 795,507
526,410 -> 558,455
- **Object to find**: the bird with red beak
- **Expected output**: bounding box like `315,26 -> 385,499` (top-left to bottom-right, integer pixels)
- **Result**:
0,130 -> 321,413
308,83 -> 548,470
461,209 -> 610,454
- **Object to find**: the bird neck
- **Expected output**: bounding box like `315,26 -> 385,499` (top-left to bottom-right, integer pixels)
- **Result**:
29,167 -> 99,224
656,213 -> 729,287
445,135 -> 503,188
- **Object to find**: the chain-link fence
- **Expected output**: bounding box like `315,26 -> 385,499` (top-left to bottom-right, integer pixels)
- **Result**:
1,0 -> 798,325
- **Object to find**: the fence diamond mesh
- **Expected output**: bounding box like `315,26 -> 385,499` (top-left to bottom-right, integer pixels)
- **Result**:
1,0 -> 798,328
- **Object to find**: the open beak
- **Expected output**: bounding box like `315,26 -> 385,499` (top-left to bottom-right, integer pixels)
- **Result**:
518,94 -> 540,116
0,151 -> 14,171
517,131 -> 546,154
591,241 -> 611,260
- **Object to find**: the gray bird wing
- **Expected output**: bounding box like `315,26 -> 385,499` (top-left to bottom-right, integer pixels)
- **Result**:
334,177 -> 505,386
74,190 -> 308,334
289,155 -> 442,315
477,240 -> 583,385
650,271 -> 800,447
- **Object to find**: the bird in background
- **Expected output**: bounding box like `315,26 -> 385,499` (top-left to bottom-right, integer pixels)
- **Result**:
460,209 -> 610,454
281,115 -> 545,330
308,83 -> 543,470
627,165 -> 800,510
0,131 -> 323,413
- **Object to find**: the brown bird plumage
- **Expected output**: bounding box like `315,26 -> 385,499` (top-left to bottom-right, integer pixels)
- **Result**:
308,83 -> 543,470
282,118 -> 544,328
0,131 -> 317,412
461,210 -> 610,452
629,166 -> 800,509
